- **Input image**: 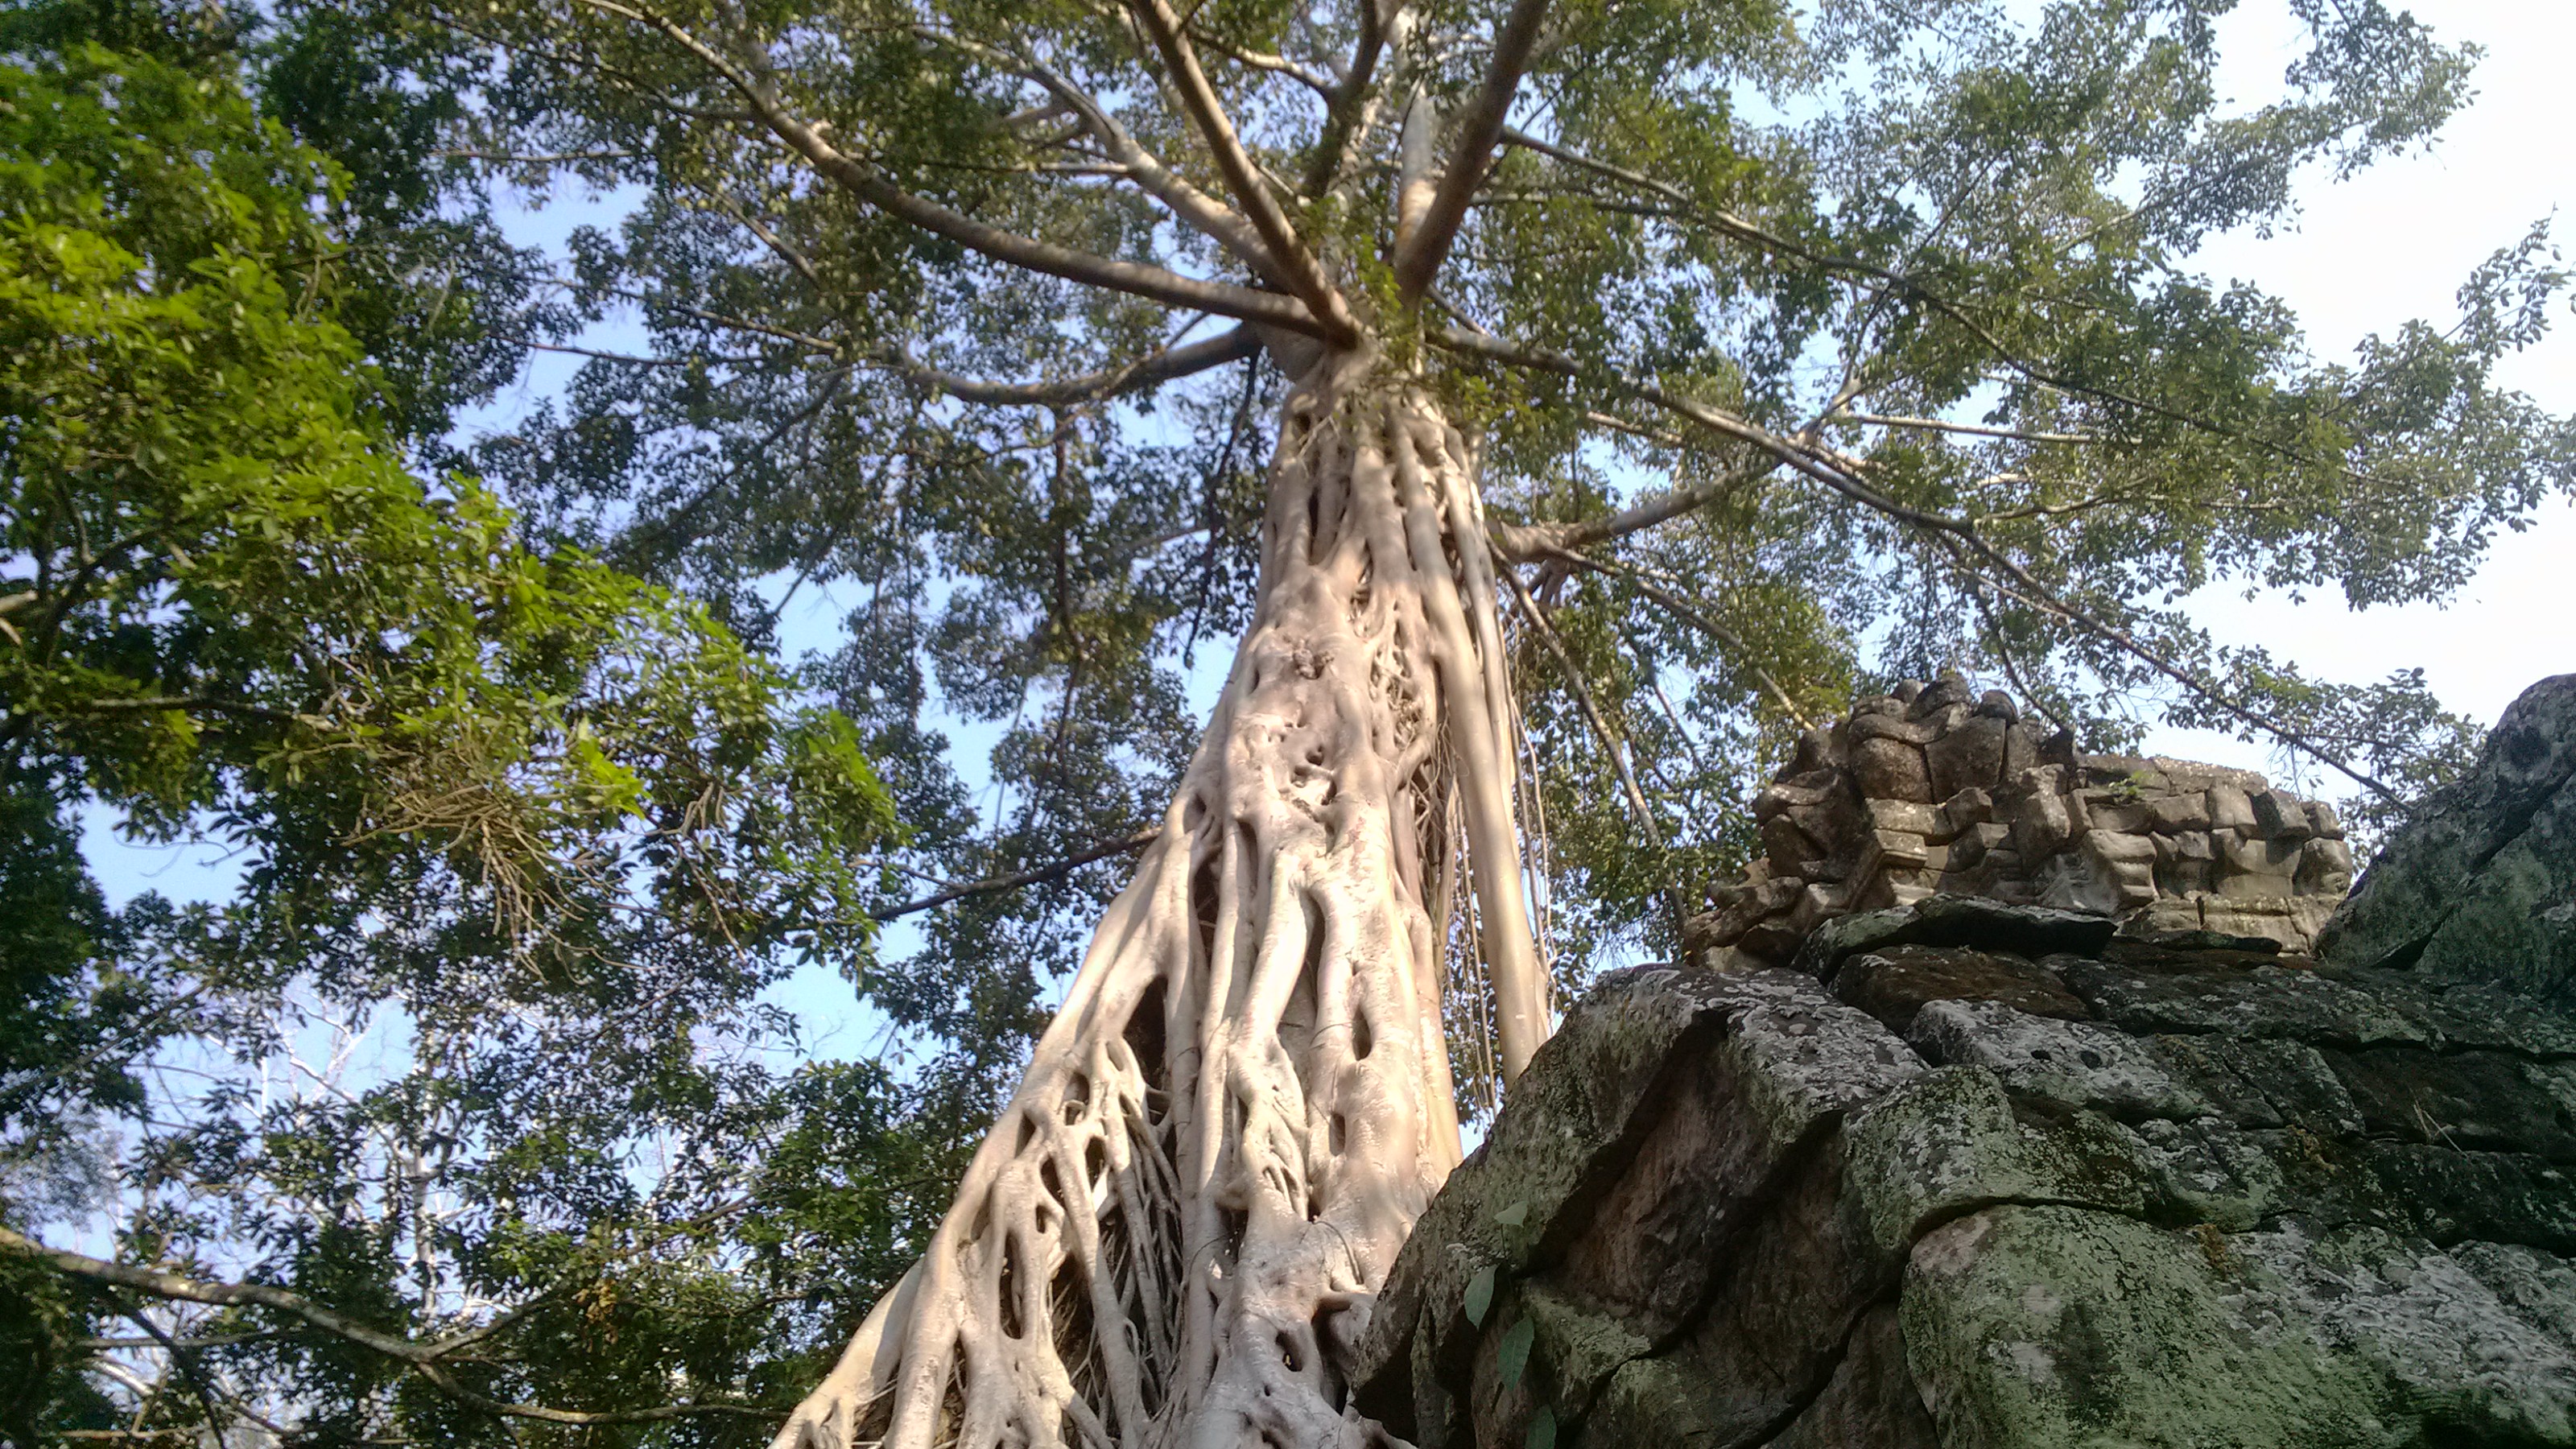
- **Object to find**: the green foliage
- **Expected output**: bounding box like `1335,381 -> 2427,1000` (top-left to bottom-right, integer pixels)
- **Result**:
0,32 -> 953,1446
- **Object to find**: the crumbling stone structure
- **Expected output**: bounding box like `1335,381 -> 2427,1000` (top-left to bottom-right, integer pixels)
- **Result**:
1694,672 -> 2355,961
1352,674 -> 2576,1449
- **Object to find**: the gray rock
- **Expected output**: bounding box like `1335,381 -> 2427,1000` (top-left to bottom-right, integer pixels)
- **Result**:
2230,1223 -> 2576,1443
1901,1206 -> 2395,1449
2321,672 -> 2576,1005
1906,998 -> 2216,1120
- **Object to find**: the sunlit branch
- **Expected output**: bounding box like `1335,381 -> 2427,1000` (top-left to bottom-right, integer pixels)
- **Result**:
1499,568 -> 1660,846
910,27 -> 1291,290
1393,0 -> 1552,303
1125,0 -> 1358,341
1189,28 -> 1335,96
895,324 -> 1260,406
1543,547 -> 1816,730
576,0 -> 1331,337
1300,0 -> 1385,194
1828,411 -> 2103,445
866,828 -> 1163,922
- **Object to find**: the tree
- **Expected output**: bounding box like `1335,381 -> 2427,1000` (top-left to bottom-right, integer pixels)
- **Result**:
13,0 -> 2573,1445
0,27 -> 942,1445
354,0 -> 2576,1445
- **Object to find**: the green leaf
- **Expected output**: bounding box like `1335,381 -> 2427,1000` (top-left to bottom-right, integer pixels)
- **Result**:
1493,1199 -> 1530,1228
1527,1405 -> 1557,1449
1464,1265 -> 1496,1327
1498,1316 -> 1534,1391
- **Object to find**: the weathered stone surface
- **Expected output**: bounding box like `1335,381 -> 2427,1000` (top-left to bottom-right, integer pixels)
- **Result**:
1926,713 -> 2009,802
2054,943 -> 2436,1046
1852,735 -> 1934,803
2230,1223 -> 2576,1443
1901,1206 -> 2393,1449
1909,998 -> 2215,1120
1585,1143 -> 1885,1449
1832,944 -> 2089,1035
1548,977 -> 1916,1343
2322,672 -> 2576,1004
2454,1241 -> 2576,1353
2147,1034 -> 2363,1134
1843,1067 -> 2150,1257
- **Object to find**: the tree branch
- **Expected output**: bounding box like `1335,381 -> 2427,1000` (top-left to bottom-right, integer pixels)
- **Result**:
1434,324 -> 2403,803
1124,0 -> 1358,342
868,828 -> 1163,921
894,325 -> 1261,407
1498,568 -> 1661,846
580,0 -> 1331,337
1,1227 -> 782,1428
1300,0 -> 1385,195
1544,547 -> 1816,730
1390,0 -> 1553,302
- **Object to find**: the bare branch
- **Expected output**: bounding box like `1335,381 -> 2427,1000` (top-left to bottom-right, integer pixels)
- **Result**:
896,324 -> 1260,407
580,0 -> 1331,337
868,828 -> 1163,921
1124,0 -> 1358,341
1390,0 -> 1554,302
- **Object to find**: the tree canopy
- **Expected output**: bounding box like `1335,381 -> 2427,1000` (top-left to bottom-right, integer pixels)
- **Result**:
2,0 -> 2570,1441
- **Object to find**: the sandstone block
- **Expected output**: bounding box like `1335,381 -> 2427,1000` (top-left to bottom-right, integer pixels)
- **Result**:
1765,1304 -> 1942,1449
1901,1207 -> 2391,1449
1865,798 -> 1942,836
2252,788 -> 2317,841
2307,799 -> 2345,840
1926,714 -> 2009,801
1832,944 -> 2091,1035
2207,782 -> 2256,830
1853,736 -> 1934,803
2148,791 -> 2213,832
1906,673 -> 1976,720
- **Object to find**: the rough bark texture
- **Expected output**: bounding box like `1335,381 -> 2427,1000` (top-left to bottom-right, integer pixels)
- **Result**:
1353,679 -> 2576,1449
773,355 -> 1547,1449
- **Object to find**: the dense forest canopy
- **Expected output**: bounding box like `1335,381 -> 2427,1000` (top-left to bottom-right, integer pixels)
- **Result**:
2,0 -> 2569,1442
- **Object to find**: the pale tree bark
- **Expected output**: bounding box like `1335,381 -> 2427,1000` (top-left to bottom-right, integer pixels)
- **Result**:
771,349 -> 1550,1449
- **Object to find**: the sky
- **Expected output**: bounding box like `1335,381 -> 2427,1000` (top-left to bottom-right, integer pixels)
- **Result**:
76,0 -> 2576,1031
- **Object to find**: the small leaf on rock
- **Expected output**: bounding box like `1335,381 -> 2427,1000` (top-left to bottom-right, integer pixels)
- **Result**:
1493,1199 -> 1530,1228
1527,1405 -> 1556,1449
1498,1316 -> 1534,1390
1464,1265 -> 1496,1327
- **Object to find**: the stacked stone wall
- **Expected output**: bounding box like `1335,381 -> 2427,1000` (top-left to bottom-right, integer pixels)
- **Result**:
1696,673 -> 2355,960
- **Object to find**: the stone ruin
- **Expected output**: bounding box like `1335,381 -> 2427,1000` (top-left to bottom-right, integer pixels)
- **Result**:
1351,673 -> 2576,1449
1692,671 -> 2355,963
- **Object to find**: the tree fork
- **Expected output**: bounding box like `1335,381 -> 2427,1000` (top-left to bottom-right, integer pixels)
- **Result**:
771,351 -> 1548,1449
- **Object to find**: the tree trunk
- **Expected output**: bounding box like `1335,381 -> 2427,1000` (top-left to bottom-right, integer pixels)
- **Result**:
774,350 -> 1549,1449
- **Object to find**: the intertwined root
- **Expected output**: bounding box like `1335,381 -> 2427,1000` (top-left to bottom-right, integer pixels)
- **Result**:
774,363 -> 1542,1449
